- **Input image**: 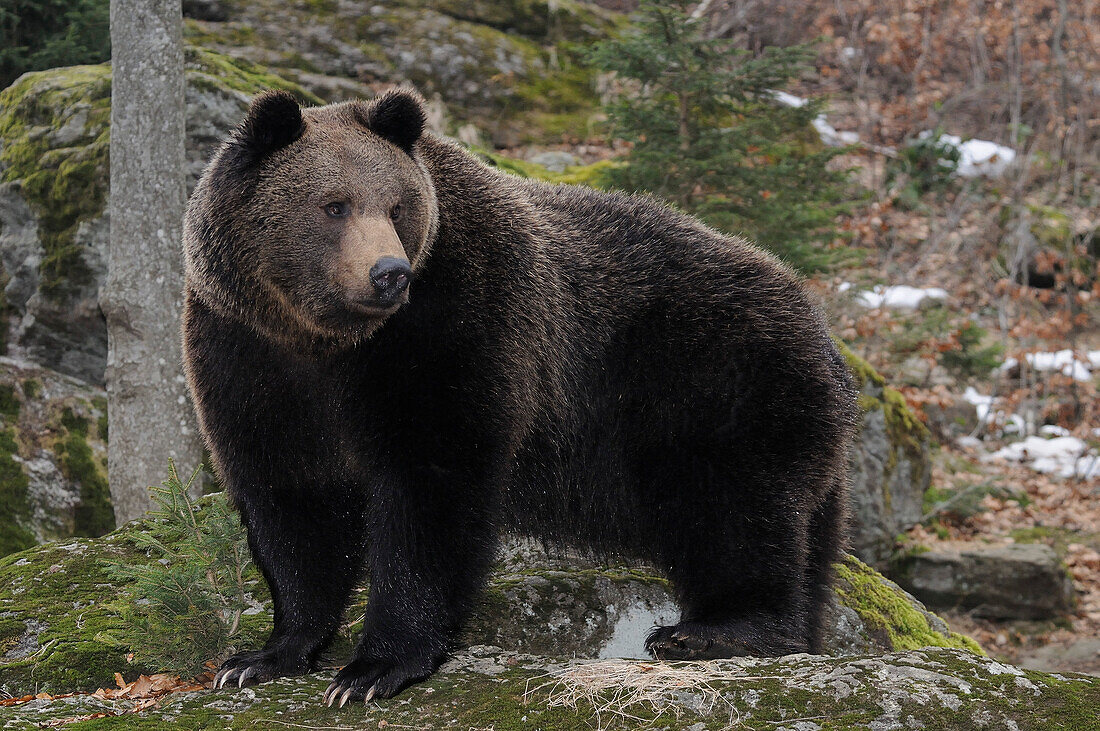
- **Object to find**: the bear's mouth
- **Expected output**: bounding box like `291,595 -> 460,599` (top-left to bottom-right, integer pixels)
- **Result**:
344,294 -> 408,318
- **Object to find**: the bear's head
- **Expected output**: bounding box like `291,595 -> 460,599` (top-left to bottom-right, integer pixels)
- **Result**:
184,87 -> 438,348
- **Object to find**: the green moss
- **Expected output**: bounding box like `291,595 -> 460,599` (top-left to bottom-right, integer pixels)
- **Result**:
0,65 -> 112,300
1011,527 -> 1100,558
0,531 -> 160,693
0,615 -> 25,656
479,150 -> 621,188
60,406 -> 89,437
0,427 -> 34,558
182,19 -> 258,49
1028,204 -> 1073,248
184,46 -> 323,105
421,0 -> 617,41
834,555 -> 983,654
832,337 -> 886,390
56,426 -> 113,538
21,378 -> 42,399
0,383 -> 21,420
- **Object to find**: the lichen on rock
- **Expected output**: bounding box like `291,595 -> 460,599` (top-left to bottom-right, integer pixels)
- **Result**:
836,338 -> 933,567
2,645 -> 1097,729
0,359 -> 109,557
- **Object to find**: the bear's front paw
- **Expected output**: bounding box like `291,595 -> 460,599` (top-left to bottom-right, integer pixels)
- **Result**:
213,649 -> 310,689
323,655 -> 438,707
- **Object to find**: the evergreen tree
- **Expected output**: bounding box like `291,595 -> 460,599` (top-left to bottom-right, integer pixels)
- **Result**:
590,1 -> 853,272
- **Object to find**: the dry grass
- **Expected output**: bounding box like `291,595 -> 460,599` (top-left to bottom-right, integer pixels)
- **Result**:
523,659 -> 789,730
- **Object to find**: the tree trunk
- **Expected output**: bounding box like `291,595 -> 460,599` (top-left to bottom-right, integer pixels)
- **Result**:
102,0 -> 202,525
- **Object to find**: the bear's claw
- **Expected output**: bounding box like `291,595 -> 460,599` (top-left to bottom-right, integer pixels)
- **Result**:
322,655 -> 434,706
212,648 -> 309,691
645,623 -> 756,661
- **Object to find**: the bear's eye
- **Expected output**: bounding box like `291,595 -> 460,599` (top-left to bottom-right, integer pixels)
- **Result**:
324,202 -> 348,218
389,203 -> 402,222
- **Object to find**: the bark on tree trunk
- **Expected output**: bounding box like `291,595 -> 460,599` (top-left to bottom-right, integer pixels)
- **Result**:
102,0 -> 202,526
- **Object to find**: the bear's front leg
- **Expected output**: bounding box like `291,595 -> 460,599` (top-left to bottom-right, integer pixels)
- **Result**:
323,469 -> 496,706
214,487 -> 369,689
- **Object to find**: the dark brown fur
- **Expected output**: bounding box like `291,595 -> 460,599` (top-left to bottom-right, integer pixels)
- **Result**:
183,89 -> 858,704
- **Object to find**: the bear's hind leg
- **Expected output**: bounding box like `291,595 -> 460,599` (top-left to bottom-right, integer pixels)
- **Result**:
643,462 -> 815,661
804,474 -> 847,653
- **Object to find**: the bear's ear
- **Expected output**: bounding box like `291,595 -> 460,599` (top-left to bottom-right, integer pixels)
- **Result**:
236,90 -> 304,158
361,87 -> 426,153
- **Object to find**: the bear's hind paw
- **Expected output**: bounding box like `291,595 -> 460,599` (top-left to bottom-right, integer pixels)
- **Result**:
645,624 -> 751,661
645,620 -> 807,660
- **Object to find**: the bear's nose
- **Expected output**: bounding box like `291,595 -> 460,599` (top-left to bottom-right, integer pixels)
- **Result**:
369,257 -> 412,303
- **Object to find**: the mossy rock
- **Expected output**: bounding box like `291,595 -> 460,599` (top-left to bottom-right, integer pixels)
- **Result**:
183,0 -> 610,144
478,148 -> 622,187
0,360 -> 109,558
0,64 -> 112,300
833,555 -> 981,654
3,646 -> 1098,730
835,339 -> 933,567
0,51 -> 317,384
1,497 -> 982,697
0,529 -> 158,694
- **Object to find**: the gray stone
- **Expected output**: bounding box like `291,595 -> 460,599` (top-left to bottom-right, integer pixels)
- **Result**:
845,351 -> 932,567
530,150 -> 578,172
892,542 -> 1077,620
0,356 -> 108,547
0,60 -> 282,386
1,647 -> 1096,729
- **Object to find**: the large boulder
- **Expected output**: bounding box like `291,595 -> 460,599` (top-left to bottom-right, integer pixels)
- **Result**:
183,0 -> 614,145
0,53 -> 318,385
891,542 -> 1077,620
0,496 -> 978,696
3,646 -> 1097,729
0,357 -> 109,557
837,340 -> 933,566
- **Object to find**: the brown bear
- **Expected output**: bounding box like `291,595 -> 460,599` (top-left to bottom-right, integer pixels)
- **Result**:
182,88 -> 858,707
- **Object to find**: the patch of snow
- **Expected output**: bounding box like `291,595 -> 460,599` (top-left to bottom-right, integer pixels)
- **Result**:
598,598 -> 678,660
1039,425 -> 1070,437
917,131 -> 1016,178
963,387 -> 1026,435
985,435 -> 1100,479
962,387 -> 994,421
1001,350 -> 1093,382
847,284 -> 948,309
813,117 -> 860,147
772,90 -> 808,108
771,91 -> 859,147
